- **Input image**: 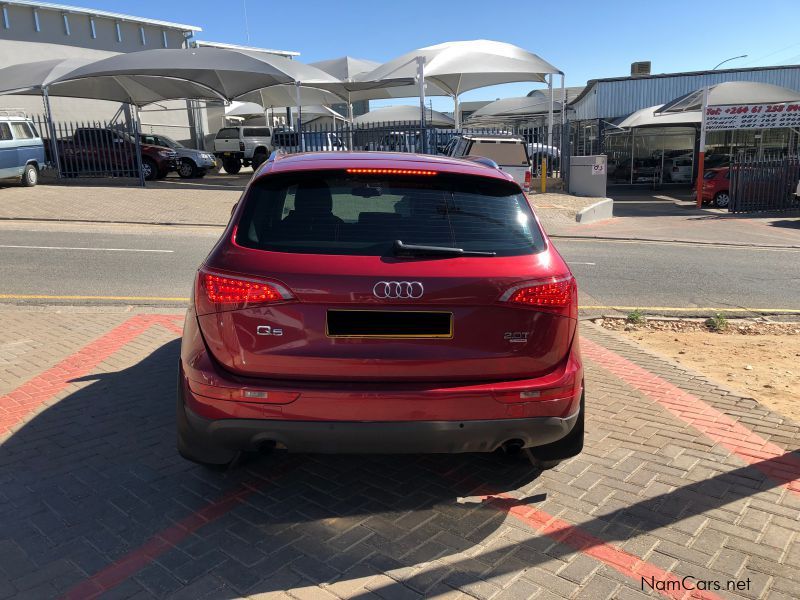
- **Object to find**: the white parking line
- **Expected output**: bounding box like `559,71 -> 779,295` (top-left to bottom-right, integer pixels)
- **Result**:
570,261 -> 596,265
0,244 -> 173,253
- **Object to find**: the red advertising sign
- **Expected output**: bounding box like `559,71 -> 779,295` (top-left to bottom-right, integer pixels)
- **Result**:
706,103 -> 800,130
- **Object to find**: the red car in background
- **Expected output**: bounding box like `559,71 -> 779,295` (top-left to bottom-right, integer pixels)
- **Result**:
693,167 -> 730,207
178,151 -> 584,470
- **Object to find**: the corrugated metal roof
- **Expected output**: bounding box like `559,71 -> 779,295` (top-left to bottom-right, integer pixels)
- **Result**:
192,40 -> 299,58
5,0 -> 202,31
570,65 -> 800,121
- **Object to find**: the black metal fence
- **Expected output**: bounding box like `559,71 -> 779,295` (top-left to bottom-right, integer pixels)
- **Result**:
31,116 -> 148,182
729,152 -> 800,213
277,119 -> 567,179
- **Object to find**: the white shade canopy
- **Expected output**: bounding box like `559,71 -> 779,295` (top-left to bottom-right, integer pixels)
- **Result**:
658,81 -> 800,113
237,85 -> 343,108
353,105 -> 454,127
310,56 -> 449,103
617,105 -> 701,129
359,40 -> 561,96
0,58 -> 228,105
52,47 -> 343,102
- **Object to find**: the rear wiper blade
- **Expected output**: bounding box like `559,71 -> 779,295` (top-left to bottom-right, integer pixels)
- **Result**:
392,240 -> 496,257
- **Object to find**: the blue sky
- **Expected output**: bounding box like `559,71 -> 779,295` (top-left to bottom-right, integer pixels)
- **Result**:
60,0 -> 800,111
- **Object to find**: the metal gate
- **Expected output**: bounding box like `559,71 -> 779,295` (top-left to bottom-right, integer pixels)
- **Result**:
31,116 -> 148,183
729,153 -> 800,213
273,119 -> 568,181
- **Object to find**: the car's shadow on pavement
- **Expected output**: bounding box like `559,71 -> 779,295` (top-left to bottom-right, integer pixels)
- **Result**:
1,340 -> 798,598
0,339 -> 545,598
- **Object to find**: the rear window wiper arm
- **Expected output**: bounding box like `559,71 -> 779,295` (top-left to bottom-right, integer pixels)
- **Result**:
392,240 -> 496,257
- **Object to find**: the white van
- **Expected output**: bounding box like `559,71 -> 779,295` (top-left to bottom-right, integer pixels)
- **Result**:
0,112 -> 45,187
449,134 -> 532,189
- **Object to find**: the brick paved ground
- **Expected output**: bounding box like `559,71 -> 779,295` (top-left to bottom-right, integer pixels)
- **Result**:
0,309 -> 798,599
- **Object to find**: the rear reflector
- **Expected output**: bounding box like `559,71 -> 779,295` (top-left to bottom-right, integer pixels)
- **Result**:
196,268 -> 294,314
346,168 -> 437,176
524,170 -> 532,190
188,379 -> 299,404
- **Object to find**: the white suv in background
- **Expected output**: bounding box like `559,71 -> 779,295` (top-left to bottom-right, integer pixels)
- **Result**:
213,126 -> 273,174
448,133 -> 532,190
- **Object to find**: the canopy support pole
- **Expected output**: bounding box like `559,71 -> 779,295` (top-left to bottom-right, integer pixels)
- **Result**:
132,105 -> 145,188
695,86 -> 708,208
453,94 -> 460,130
42,86 -> 61,179
542,74 -> 554,193
295,81 -> 304,152
416,56 -> 427,153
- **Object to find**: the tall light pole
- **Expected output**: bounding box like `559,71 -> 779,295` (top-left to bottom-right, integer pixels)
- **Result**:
713,55 -> 748,70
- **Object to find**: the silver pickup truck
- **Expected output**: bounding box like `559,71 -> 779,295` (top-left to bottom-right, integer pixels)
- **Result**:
213,126 -> 273,174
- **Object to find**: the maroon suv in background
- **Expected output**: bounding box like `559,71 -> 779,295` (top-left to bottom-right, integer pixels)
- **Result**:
178,152 -> 584,470
47,127 -> 177,180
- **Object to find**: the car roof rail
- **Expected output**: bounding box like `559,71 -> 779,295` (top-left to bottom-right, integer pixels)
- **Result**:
462,156 -> 500,170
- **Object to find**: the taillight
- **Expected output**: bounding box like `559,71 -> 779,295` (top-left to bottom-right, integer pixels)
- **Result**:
195,268 -> 294,314
500,275 -> 577,318
524,170 -> 532,190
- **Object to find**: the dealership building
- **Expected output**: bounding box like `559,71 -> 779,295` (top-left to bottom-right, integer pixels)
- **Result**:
568,63 -> 800,184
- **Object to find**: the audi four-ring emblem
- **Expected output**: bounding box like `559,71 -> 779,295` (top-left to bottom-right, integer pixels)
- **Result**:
372,281 -> 424,299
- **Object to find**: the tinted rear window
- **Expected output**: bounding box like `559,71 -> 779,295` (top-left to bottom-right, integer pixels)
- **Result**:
236,171 -> 544,257
243,127 -> 270,137
216,128 -> 239,138
467,140 -> 529,166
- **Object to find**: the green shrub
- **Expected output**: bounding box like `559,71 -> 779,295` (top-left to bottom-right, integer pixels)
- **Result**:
706,313 -> 729,332
626,309 -> 646,325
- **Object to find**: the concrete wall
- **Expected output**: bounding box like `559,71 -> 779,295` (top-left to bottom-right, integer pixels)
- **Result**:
0,3 -> 203,143
0,3 -> 188,58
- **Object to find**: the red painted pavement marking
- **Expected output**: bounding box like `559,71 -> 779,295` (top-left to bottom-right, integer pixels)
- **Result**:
0,314 -> 183,437
581,337 -> 800,495
62,483 -> 254,599
484,493 -> 721,600
431,461 -> 723,600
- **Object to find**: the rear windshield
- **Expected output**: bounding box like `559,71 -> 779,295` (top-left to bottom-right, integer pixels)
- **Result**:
467,140 -> 529,166
243,127 -> 270,137
236,171 -> 544,257
216,128 -> 239,138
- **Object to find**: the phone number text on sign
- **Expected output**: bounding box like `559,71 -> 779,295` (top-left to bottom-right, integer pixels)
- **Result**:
705,103 -> 800,130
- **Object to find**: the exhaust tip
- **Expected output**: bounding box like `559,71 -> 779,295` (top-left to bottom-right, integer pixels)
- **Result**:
500,439 -> 525,455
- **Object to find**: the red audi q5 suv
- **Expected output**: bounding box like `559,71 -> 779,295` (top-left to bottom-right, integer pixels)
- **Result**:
178,151 -> 584,468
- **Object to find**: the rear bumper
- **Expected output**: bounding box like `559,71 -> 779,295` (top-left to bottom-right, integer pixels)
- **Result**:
179,399 -> 580,454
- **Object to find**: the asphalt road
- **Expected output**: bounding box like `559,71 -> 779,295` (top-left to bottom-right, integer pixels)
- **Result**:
1,221 -> 799,314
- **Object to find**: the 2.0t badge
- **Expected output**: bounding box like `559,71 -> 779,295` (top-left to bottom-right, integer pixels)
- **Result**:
372,281 -> 424,299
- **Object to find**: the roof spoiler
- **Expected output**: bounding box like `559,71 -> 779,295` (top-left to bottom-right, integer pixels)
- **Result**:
462,156 -> 500,170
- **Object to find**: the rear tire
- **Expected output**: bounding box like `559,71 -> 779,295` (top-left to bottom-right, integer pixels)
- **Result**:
251,152 -> 268,170
526,390 -> 585,468
21,163 -> 38,187
222,157 -> 242,175
176,369 -> 238,468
